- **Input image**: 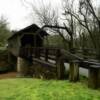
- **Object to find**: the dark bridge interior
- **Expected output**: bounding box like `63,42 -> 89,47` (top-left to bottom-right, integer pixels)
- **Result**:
21,34 -> 43,47
21,34 -> 34,47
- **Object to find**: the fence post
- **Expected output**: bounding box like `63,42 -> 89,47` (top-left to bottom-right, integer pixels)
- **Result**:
34,47 -> 39,58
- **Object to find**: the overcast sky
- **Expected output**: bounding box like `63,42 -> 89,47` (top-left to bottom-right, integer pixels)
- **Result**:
0,0 -> 99,30
0,0 -> 62,30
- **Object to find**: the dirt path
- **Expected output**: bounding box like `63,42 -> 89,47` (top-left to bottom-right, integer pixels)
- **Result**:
0,72 -> 16,79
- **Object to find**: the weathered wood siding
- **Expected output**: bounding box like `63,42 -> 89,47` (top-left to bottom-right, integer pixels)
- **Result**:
8,32 -> 36,57
8,35 -> 20,57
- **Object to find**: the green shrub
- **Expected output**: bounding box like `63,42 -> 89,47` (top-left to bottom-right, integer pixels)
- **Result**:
0,49 -> 14,73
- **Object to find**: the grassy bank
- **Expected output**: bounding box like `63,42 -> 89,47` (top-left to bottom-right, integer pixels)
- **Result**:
0,78 -> 100,100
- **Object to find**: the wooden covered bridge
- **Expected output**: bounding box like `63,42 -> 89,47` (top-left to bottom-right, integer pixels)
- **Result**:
8,24 -> 100,89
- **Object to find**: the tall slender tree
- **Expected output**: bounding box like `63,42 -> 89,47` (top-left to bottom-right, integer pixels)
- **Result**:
0,16 -> 10,47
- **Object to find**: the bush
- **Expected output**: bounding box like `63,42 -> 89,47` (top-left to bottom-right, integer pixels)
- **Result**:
0,49 -> 14,73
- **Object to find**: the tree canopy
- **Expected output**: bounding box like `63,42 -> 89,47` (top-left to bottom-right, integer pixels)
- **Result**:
0,17 -> 10,47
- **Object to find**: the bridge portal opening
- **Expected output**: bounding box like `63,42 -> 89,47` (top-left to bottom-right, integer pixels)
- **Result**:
21,34 -> 34,47
21,34 -> 43,47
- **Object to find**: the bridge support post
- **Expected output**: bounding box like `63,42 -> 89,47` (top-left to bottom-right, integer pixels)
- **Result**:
88,68 -> 100,89
69,60 -> 79,82
56,57 -> 65,79
17,57 -> 32,77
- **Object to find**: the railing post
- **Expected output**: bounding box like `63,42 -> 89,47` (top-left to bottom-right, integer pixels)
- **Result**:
36,47 -> 40,59
83,49 -> 89,59
45,48 -> 48,61
56,49 -> 61,63
32,47 -> 35,58
34,47 -> 38,58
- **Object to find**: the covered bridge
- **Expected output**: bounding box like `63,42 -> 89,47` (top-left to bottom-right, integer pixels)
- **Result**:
7,24 -> 100,89
7,24 -> 49,77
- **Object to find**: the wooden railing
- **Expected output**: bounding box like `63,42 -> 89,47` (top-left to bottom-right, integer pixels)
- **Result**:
19,47 -> 100,89
19,47 -> 61,61
19,47 -> 97,60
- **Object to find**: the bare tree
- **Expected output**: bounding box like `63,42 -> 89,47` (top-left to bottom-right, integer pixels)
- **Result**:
33,3 -> 58,26
61,0 -> 79,51
22,0 -> 100,58
62,0 -> 100,58
22,0 -> 81,52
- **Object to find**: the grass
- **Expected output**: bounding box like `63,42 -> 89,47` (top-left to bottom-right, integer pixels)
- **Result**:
0,78 -> 100,100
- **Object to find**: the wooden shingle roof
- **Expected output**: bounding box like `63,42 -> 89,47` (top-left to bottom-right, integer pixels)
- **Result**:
8,24 -> 48,40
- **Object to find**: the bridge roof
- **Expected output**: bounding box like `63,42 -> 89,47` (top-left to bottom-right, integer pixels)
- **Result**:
8,24 -> 48,40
